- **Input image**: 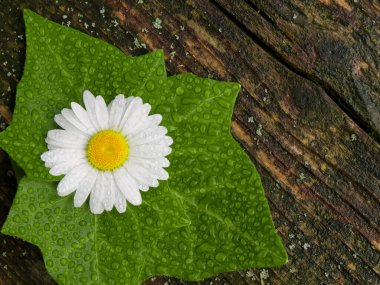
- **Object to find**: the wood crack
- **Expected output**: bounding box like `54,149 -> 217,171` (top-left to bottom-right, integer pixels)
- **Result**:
211,0 -> 379,143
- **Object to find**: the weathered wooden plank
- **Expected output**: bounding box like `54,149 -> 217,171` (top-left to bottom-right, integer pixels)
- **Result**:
212,0 -> 380,140
0,0 -> 379,284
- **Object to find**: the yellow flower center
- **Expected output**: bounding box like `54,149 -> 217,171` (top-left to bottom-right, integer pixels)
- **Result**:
86,130 -> 129,171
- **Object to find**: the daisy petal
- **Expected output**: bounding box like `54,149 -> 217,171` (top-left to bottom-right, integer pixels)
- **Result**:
151,180 -> 159,187
46,129 -> 88,147
126,103 -> 152,134
95,96 -> 109,130
47,141 -> 86,151
41,149 -> 85,165
90,174 -> 105,214
126,157 -> 170,179
113,167 -> 142,205
161,157 -> 170,167
127,114 -> 163,137
129,145 -> 172,158
49,158 -> 87,176
164,136 -> 173,146
54,114 -> 88,138
61,108 -> 92,135
45,139 -> 87,150
119,97 -> 142,132
128,126 -> 168,146
83,90 -> 101,130
102,171 -> 115,211
148,114 -> 162,126
57,163 -> 91,196
116,96 -> 135,129
156,168 -> 169,180
108,95 -> 126,130
127,156 -> 170,169
123,163 -> 153,186
114,187 -> 127,213
139,185 -> 149,191
71,102 -> 95,134
74,168 -> 98,207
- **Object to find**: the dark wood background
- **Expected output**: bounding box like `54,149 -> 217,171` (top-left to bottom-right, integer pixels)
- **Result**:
0,0 -> 379,284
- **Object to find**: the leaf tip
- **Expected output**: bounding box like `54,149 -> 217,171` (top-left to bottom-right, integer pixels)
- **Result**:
272,242 -> 289,266
154,48 -> 164,57
234,82 -> 242,93
22,8 -> 42,27
22,8 -> 36,19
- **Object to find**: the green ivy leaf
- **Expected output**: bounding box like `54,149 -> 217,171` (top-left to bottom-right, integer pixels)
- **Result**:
1,10 -> 287,285
0,10 -> 166,181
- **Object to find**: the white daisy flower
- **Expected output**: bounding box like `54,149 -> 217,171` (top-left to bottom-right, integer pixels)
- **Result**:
41,90 -> 172,214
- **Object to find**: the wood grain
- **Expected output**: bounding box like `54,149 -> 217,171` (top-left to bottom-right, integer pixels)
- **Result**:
0,0 -> 379,284
213,0 -> 380,140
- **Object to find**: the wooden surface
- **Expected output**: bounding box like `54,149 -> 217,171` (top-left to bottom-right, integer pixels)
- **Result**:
0,0 -> 379,284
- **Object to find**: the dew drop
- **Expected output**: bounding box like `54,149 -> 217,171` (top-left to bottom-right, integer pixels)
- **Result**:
175,86 -> 184,95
